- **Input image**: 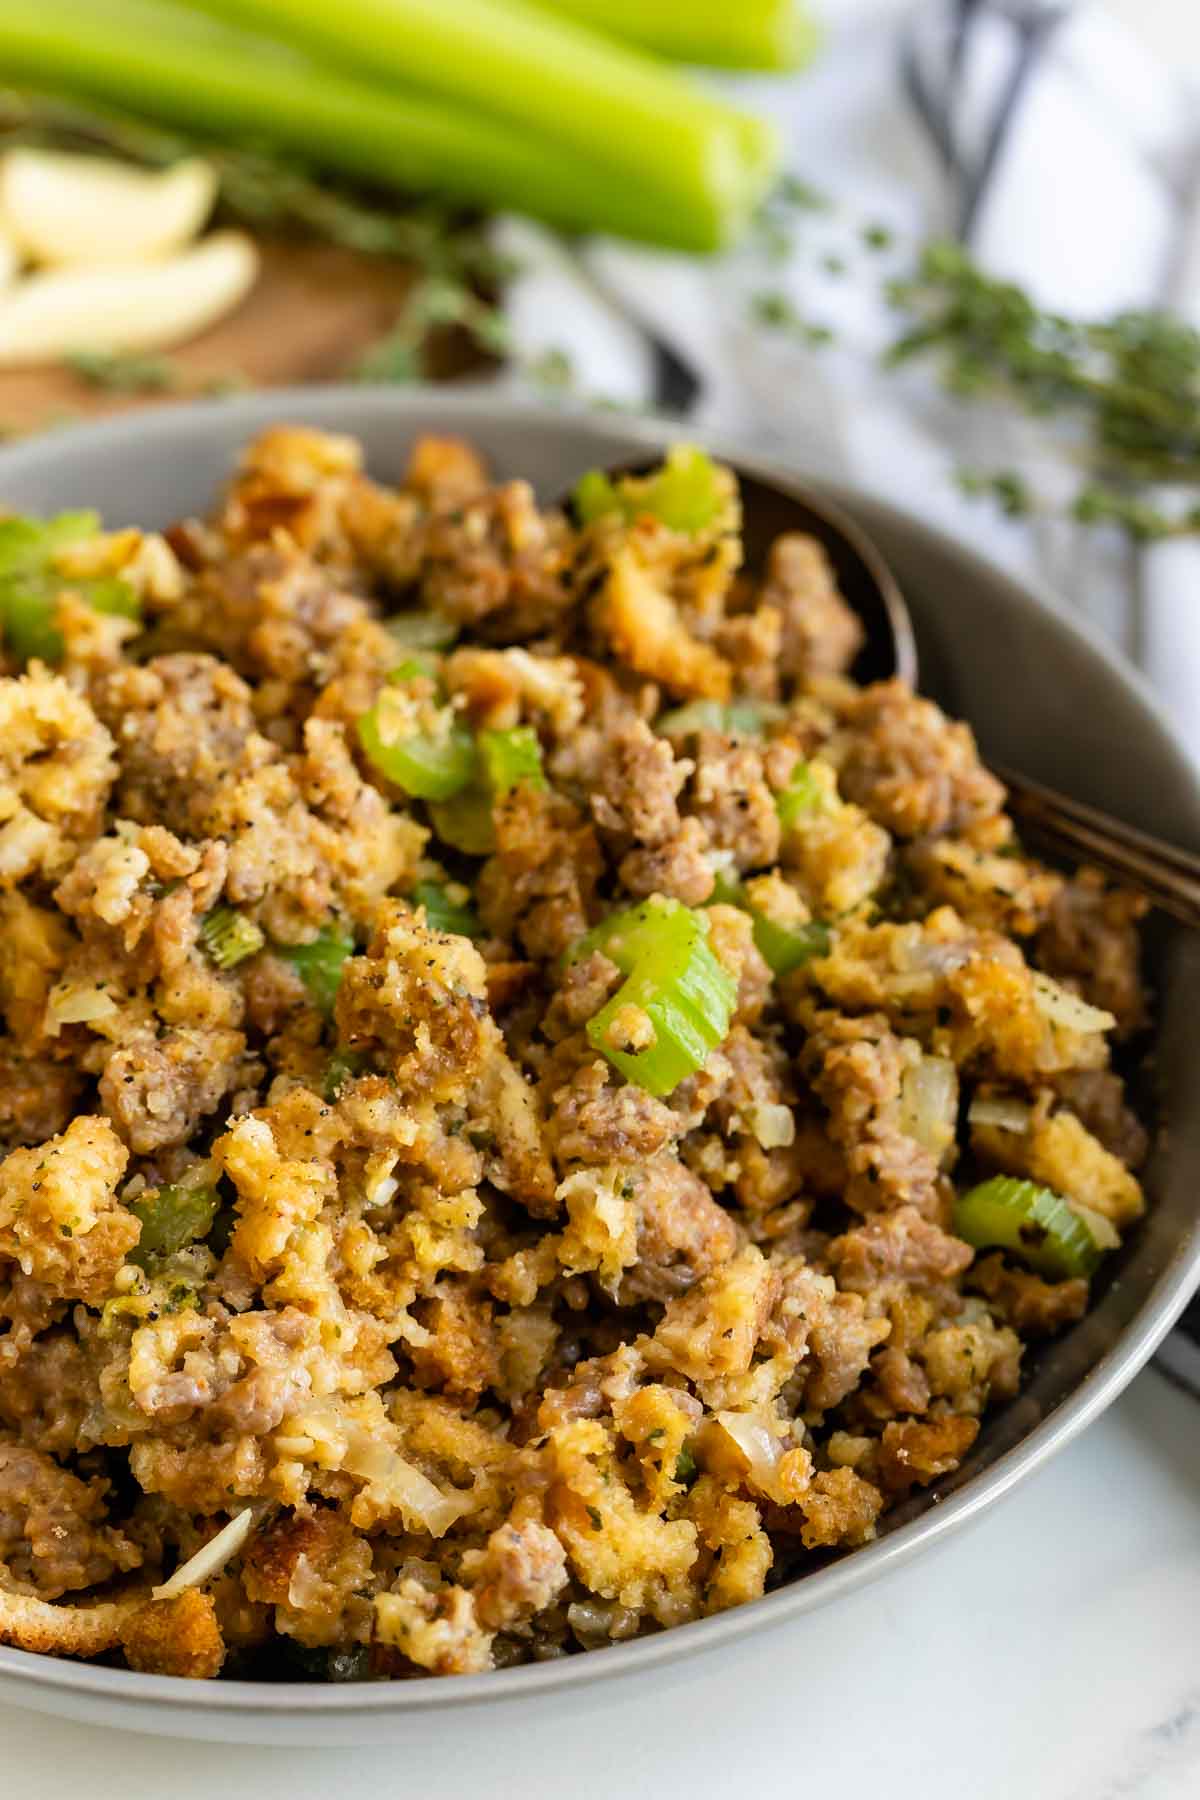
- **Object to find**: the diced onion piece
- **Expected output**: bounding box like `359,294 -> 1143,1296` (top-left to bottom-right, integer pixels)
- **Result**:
387,610 -> 459,652
45,982 -> 118,1029
953,1175 -> 1105,1280
967,1095 -> 1033,1133
1069,1201 -> 1121,1252
152,1508 -> 255,1599
898,1055 -> 959,1159
342,1428 -> 468,1537
0,231 -> 258,366
714,1408 -> 796,1503
0,226 -> 17,289
1031,972 -> 1116,1034
745,1101 -> 794,1149
0,150 -> 217,267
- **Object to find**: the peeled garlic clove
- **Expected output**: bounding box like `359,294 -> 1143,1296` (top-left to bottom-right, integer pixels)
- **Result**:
0,227 -> 17,290
0,232 -> 259,367
0,150 -> 218,267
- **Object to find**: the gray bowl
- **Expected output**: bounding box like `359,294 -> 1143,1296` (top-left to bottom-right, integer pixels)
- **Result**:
1,389 -> 1197,1744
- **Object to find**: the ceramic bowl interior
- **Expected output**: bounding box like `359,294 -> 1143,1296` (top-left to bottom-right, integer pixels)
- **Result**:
0,390 -> 1197,1743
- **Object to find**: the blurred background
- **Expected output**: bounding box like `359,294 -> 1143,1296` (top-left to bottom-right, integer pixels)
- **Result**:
1,0 -> 1199,749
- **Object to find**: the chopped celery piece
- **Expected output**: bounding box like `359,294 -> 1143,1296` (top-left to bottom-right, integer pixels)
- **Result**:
387,610 -> 459,652
750,911 -> 830,976
323,1047 -> 368,1099
429,790 -> 495,856
410,881 -> 482,939
388,655 -> 440,687
573,445 -> 724,535
657,698 -> 779,738
278,926 -> 356,1016
703,872 -> 828,976
357,699 -> 475,801
775,759 -> 828,830
0,510 -> 139,662
130,1182 -> 220,1268
577,897 -> 736,1097
199,905 -> 265,970
478,726 -> 547,796
953,1176 -> 1104,1281
429,726 -> 545,854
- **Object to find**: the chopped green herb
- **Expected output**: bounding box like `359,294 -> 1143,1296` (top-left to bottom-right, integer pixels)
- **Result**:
65,349 -> 178,392
674,1444 -> 698,1485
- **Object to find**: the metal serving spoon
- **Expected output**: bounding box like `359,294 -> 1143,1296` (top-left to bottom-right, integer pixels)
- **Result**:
579,458 -> 1200,928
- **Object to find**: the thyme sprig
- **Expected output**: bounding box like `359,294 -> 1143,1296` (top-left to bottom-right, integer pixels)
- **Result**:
887,239 -> 1200,490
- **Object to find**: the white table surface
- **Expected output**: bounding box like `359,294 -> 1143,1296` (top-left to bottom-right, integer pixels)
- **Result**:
3,3 -> 1200,1795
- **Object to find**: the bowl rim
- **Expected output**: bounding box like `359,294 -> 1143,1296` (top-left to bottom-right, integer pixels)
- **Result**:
1,385 -> 1198,1720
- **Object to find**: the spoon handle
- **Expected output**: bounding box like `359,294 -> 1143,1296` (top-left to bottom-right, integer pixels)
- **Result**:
994,763 -> 1200,929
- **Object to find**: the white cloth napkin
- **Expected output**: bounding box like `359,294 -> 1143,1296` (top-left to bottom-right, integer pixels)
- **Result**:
493,0 -> 1200,763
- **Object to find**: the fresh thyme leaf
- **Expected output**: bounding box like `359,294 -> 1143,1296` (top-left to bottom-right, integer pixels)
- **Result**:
954,468 -> 1033,517
822,253 -> 846,277
862,222 -> 893,251
65,350 -> 179,393
776,174 -> 830,212
888,240 -> 1200,489
352,329 -> 422,385
353,275 -> 511,384
526,348 -> 575,392
750,290 -> 834,347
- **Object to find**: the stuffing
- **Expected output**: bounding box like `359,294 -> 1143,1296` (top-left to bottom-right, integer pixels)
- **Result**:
0,427 -> 1149,1684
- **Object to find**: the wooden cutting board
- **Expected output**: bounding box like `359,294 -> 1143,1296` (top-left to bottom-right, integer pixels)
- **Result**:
0,239 -> 429,436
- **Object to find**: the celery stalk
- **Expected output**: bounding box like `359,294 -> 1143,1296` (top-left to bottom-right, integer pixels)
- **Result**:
0,0 -> 746,250
185,0 -> 779,231
532,0 -> 820,71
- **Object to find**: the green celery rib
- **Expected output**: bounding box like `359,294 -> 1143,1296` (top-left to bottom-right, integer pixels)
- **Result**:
530,0 -> 820,71
184,0 -> 779,228
0,0 -> 743,250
